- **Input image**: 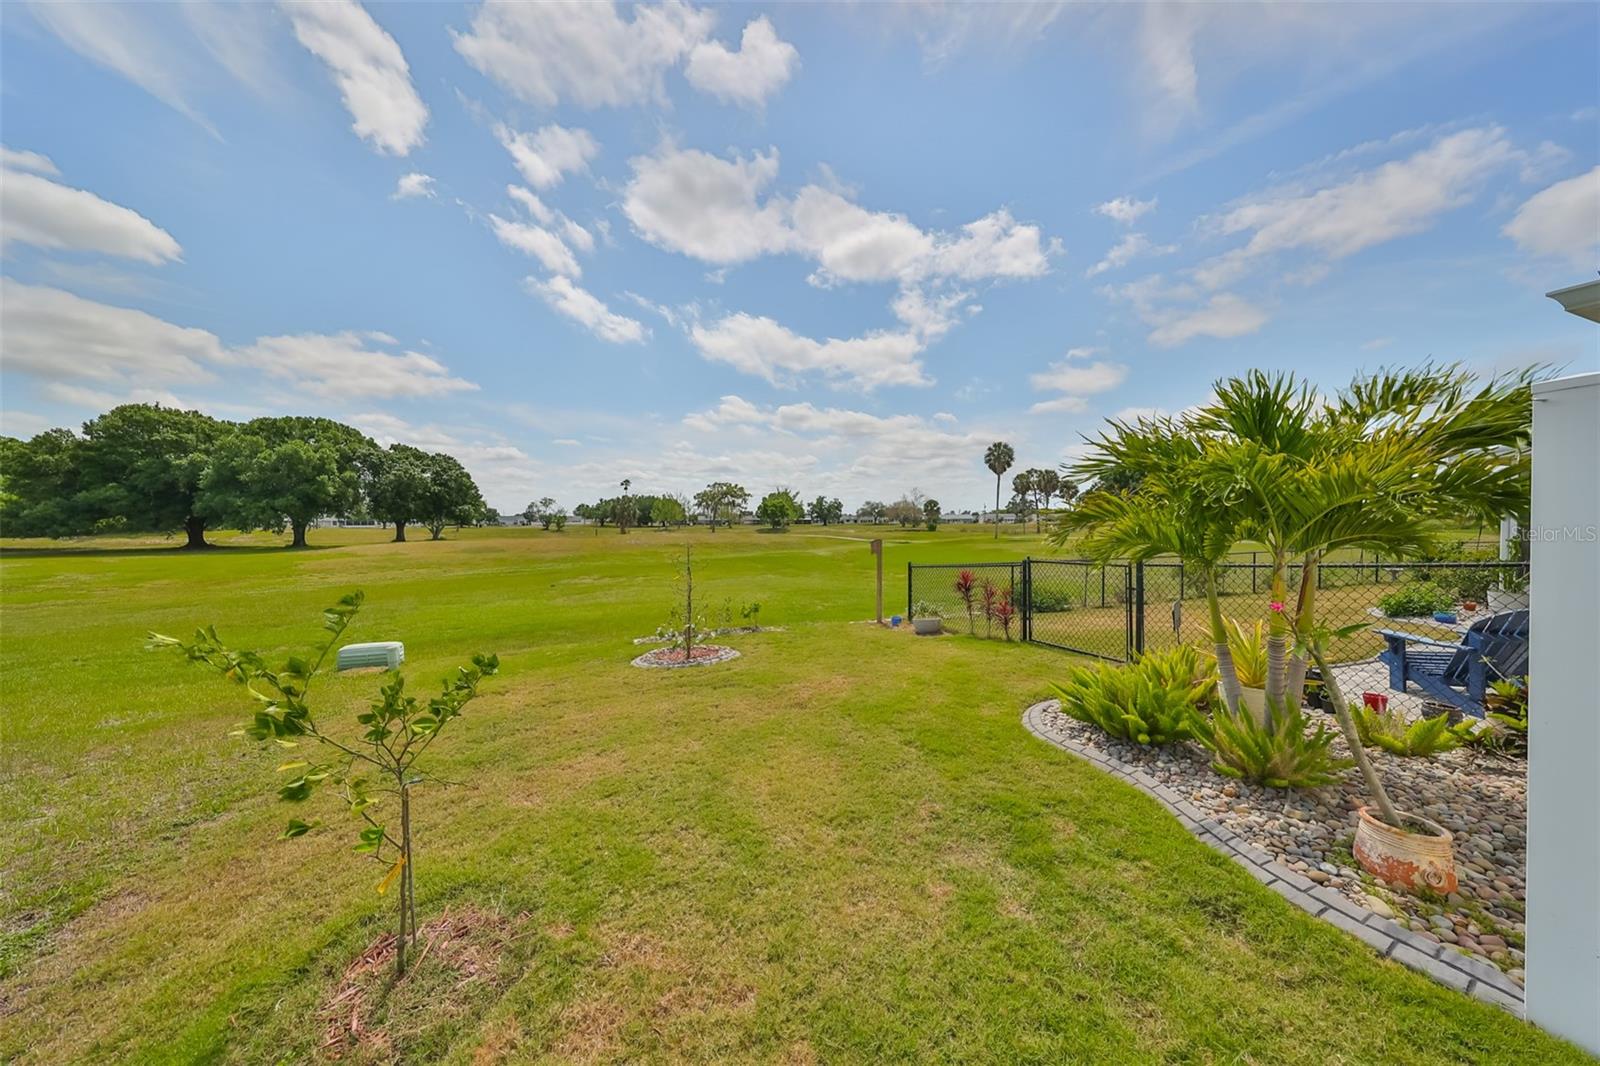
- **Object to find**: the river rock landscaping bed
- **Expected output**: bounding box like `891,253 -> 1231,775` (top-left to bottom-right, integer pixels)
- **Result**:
1032,700 -> 1528,986
631,644 -> 741,669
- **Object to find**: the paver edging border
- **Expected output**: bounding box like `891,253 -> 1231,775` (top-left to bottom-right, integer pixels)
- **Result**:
1021,699 -> 1525,1015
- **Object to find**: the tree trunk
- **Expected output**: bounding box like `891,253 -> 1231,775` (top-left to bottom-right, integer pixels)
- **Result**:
1286,553 -> 1316,710
182,515 -> 210,549
396,783 -> 412,977
1311,644 -> 1401,826
1263,554 -> 1290,724
393,520 -> 407,543
993,477 -> 1001,539
291,518 -> 309,548
1205,568 -> 1244,716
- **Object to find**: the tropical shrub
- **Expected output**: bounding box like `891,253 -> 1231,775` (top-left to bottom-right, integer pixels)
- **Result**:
994,589 -> 1017,641
979,580 -> 999,639
1355,704 -> 1461,757
1050,656 -> 1209,745
1190,702 -> 1352,788
953,570 -> 977,634
1378,580 -> 1456,618
1205,617 -> 1268,688
911,599 -> 944,620
1454,678 -> 1529,754
1137,644 -> 1218,701
148,592 -> 498,977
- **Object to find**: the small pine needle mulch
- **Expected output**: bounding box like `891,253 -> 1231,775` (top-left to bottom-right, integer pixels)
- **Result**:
316,907 -> 527,1062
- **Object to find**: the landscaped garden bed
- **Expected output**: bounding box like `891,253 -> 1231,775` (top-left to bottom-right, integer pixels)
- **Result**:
631,644 -> 741,668
1033,699 -> 1527,983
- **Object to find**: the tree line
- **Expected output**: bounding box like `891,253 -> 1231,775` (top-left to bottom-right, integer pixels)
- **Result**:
1,404 -> 485,548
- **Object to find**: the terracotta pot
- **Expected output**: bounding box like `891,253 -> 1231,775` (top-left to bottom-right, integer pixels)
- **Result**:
1352,806 -> 1457,894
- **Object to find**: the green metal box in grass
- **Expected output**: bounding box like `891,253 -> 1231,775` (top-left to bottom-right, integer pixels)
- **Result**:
336,640 -> 404,671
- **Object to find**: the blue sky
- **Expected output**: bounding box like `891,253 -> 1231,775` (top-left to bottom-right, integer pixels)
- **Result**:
2,2 -> 1596,513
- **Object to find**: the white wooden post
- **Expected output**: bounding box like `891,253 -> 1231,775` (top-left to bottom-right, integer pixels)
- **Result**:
871,539 -> 884,625
1526,370 -> 1600,1054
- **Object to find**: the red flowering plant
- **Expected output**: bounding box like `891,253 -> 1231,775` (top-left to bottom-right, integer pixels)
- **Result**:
979,579 -> 999,639
994,587 -> 1018,642
953,570 -> 977,634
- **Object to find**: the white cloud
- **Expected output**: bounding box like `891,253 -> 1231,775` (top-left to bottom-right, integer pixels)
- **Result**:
1,163 -> 182,263
623,144 -> 1052,286
1111,406 -> 1169,423
495,123 -> 599,189
1,147 -> 58,175
1137,4 -> 1201,118
684,16 -> 799,109
1147,293 -> 1267,347
1197,126 -> 1517,283
790,185 -> 931,282
932,411 -> 957,424
1064,345 -> 1101,359
0,279 -> 220,383
689,313 -> 929,390
0,409 -> 57,439
392,172 -> 436,200
1030,360 -> 1128,395
27,1 -> 219,134
507,185 -> 554,224
1093,195 -> 1157,225
1502,165 -> 1600,268
489,215 -> 582,276
453,0 -> 715,108
551,438 -> 581,447
230,331 -> 477,398
1,280 -> 476,400
526,276 -> 647,344
622,145 -> 791,264
1085,232 -> 1176,277
283,0 -> 428,156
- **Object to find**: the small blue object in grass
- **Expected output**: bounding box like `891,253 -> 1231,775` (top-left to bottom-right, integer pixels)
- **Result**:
889,615 -> 902,627
1432,611 -> 1458,624
337,641 -> 405,671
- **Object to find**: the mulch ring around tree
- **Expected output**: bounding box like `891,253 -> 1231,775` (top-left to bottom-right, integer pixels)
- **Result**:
317,906 -> 526,1060
631,644 -> 741,669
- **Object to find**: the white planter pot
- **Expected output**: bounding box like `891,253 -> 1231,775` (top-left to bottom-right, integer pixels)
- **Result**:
912,616 -> 943,636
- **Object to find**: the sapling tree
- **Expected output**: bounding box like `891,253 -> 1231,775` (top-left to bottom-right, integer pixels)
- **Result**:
148,591 -> 498,977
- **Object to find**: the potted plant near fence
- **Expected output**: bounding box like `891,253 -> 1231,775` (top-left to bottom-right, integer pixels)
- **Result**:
911,601 -> 944,635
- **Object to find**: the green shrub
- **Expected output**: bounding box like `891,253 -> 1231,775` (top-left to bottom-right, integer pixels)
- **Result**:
1190,703 -> 1352,788
1355,705 -> 1461,757
1378,580 -> 1456,618
1453,678 -> 1528,755
1136,644 -> 1218,700
1050,651 -> 1211,745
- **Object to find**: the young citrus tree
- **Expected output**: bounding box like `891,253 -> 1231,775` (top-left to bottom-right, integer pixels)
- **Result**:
148,591 -> 498,976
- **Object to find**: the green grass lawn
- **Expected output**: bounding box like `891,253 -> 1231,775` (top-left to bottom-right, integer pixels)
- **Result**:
0,524 -> 1584,1063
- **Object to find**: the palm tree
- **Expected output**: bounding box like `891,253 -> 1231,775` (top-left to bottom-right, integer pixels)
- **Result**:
984,442 -> 1014,539
1185,366 -> 1533,825
1057,416 -> 1246,715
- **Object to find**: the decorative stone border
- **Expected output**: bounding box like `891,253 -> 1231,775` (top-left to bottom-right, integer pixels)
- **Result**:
630,645 -> 741,669
1022,700 -> 1526,1015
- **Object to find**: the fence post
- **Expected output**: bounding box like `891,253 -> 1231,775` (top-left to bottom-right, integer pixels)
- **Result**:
906,563 -> 913,618
1123,565 -> 1134,661
1252,552 -> 1258,594
1133,561 -> 1146,658
1021,558 -> 1032,643
1100,566 -> 1107,608
1178,562 -> 1185,601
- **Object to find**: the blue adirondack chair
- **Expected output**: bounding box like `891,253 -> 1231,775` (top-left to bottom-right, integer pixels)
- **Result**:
1375,610 -> 1529,718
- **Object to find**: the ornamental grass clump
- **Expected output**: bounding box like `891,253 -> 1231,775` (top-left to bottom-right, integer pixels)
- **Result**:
1190,701 -> 1353,788
1050,649 -> 1212,746
148,591 -> 498,978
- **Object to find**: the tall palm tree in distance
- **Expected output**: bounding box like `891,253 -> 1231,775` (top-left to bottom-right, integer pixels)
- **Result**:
984,441 -> 1014,539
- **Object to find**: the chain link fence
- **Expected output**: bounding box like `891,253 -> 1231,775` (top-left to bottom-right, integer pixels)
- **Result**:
908,557 -> 1530,717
